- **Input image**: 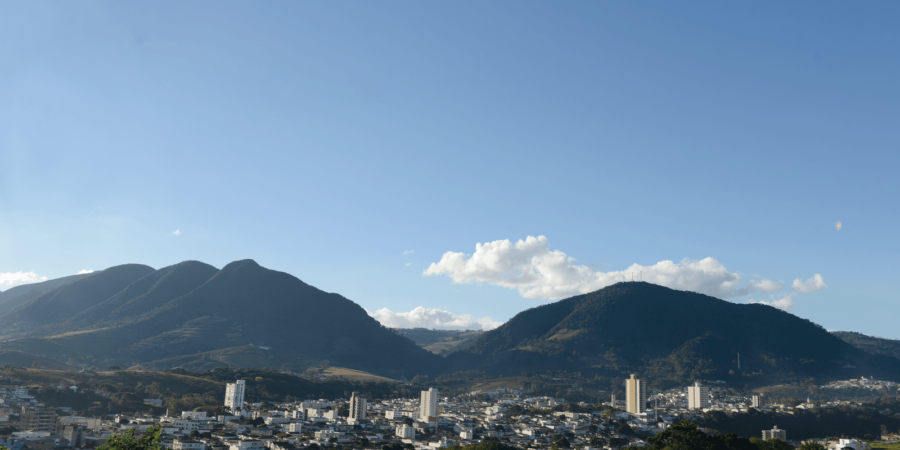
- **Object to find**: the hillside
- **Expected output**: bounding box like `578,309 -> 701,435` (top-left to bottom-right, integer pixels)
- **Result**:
0,367 -> 411,416
392,328 -> 485,356
833,331 -> 900,361
0,273 -> 95,318
447,282 -> 900,386
0,260 -> 443,379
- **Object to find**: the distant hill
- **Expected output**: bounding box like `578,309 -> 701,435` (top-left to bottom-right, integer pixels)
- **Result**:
0,260 -> 443,379
2,264 -> 896,386
833,331 -> 900,361
392,328 -> 485,356
0,273 -> 95,318
447,282 -> 900,386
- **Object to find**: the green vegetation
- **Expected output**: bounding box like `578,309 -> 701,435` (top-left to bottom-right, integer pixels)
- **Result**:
699,396 -> 900,440
0,260 -> 443,379
833,332 -> 900,361
448,282 -> 900,385
0,366 -> 414,415
624,421 -> 760,450
96,425 -> 163,450
392,328 -> 486,356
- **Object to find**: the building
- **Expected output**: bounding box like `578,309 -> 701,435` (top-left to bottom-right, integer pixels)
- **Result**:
751,395 -> 763,408
20,408 -> 58,432
57,417 -> 102,432
349,392 -> 367,421
762,426 -> 786,441
420,388 -> 438,421
58,425 -> 86,448
225,380 -> 246,412
173,440 -> 206,450
396,424 -> 416,439
625,374 -> 647,415
687,382 -> 709,410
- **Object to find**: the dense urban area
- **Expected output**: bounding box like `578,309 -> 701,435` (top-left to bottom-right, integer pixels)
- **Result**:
2,372 -> 900,450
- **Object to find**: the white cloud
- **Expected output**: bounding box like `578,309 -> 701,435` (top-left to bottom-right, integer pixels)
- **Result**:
405,263 -> 413,267
793,274 -> 826,293
173,229 -> 181,236
369,307 -> 503,331
0,271 -> 48,291
77,269 -> 94,275
751,293 -> 795,312
403,250 -> 415,255
424,235 -> 772,300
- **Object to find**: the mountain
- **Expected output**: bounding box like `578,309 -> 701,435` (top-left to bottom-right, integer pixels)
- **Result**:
832,331 -> 900,361
0,260 -> 442,378
0,273 -> 95,318
0,264 -> 155,336
392,328 -> 486,356
447,282 -> 900,385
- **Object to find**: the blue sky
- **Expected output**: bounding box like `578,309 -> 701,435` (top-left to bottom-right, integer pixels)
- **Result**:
1,2 -> 898,337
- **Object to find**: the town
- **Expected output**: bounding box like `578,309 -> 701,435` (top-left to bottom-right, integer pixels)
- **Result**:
2,375 -> 898,450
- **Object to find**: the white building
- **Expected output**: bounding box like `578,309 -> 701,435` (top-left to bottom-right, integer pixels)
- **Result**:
181,411 -> 208,420
396,424 -> 416,439
687,382 -> 709,410
625,374 -> 647,415
751,395 -> 763,408
420,388 -> 438,421
762,426 -> 786,441
349,392 -> 367,421
225,380 -> 246,412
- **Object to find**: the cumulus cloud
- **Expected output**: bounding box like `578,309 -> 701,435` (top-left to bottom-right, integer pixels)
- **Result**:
369,307 -> 503,331
0,271 -> 48,291
77,269 -> 94,275
793,274 -> 826,293
424,235 -> 826,302
403,250 -> 415,255
173,229 -> 181,236
751,293 -> 796,312
424,235 -> 774,300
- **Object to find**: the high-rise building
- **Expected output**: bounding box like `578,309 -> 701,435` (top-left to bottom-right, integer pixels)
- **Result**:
625,374 -> 647,415
687,382 -> 709,410
420,388 -> 438,421
20,407 -> 57,432
225,380 -> 246,412
751,395 -> 763,408
349,392 -> 367,420
762,426 -> 786,441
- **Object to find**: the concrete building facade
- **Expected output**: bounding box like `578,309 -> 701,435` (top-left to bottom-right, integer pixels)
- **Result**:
625,374 -> 646,415
349,392 -> 367,421
687,382 -> 709,410
420,388 -> 438,421
225,380 -> 246,412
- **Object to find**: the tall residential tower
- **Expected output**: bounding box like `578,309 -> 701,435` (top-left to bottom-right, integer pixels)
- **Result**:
625,374 -> 647,415
349,392 -> 367,420
420,388 -> 438,421
687,382 -> 709,410
225,380 -> 246,412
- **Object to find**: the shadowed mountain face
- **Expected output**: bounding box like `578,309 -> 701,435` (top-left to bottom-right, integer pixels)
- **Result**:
832,331 -> 900,361
0,260 -> 442,378
1,265 -> 895,384
0,273 -> 96,318
447,282 -> 900,384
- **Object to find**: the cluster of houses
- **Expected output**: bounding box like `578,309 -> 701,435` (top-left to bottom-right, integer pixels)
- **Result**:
0,377 -> 896,450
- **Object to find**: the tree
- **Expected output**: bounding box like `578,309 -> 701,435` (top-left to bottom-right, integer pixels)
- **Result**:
798,441 -> 826,450
97,425 -> 163,450
32,362 -> 40,369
